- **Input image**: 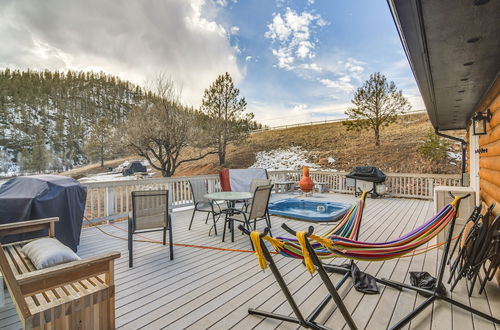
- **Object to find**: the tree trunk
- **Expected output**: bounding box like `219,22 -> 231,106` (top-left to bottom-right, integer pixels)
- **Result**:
218,139 -> 226,166
100,144 -> 104,167
374,127 -> 380,146
218,151 -> 225,166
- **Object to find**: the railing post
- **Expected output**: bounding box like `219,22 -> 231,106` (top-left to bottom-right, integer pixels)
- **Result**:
105,187 -> 109,217
428,178 -> 434,198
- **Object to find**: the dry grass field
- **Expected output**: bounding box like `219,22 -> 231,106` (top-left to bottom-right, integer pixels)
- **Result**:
176,113 -> 464,176
63,113 -> 465,179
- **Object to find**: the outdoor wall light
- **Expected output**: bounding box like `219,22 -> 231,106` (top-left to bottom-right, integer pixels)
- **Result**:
472,109 -> 492,135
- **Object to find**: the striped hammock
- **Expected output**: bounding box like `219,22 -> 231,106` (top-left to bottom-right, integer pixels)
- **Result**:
253,196 -> 461,273
260,191 -> 368,253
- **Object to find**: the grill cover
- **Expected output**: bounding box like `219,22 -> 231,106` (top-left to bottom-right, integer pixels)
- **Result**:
346,166 -> 386,183
0,175 -> 87,251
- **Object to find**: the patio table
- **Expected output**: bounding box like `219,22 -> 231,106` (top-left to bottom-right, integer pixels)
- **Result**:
204,192 -> 253,236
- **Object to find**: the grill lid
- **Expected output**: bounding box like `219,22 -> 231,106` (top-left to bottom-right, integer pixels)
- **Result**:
346,166 -> 386,183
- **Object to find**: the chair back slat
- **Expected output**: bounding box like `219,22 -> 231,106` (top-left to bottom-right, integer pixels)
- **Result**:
249,185 -> 273,220
132,190 -> 168,230
189,179 -> 208,204
249,179 -> 271,193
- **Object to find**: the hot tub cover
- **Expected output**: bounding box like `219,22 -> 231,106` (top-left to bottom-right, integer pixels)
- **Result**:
0,175 -> 87,251
346,166 -> 386,183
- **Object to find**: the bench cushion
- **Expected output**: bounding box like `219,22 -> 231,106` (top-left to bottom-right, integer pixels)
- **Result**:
21,237 -> 81,269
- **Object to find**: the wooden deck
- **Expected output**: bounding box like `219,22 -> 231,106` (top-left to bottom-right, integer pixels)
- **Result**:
0,193 -> 498,329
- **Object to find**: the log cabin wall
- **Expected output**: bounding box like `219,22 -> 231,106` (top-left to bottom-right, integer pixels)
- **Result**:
470,77 -> 500,286
476,78 -> 500,217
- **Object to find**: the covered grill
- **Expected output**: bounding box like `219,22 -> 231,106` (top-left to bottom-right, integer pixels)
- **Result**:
346,166 -> 386,198
0,175 -> 87,251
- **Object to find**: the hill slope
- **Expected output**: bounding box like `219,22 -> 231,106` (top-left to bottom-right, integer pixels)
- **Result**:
175,113 -> 464,176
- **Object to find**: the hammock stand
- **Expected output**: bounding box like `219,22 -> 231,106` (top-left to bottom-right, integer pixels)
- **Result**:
241,193 -> 500,329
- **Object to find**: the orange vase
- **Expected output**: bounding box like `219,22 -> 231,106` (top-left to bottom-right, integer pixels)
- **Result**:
299,166 -> 315,192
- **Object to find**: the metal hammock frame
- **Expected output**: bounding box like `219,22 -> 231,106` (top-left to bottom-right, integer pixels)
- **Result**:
240,193 -> 500,330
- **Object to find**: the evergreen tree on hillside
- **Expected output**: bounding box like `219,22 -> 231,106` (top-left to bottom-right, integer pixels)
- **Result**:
200,72 -> 253,166
28,127 -> 49,172
84,117 -> 117,167
344,72 -> 411,146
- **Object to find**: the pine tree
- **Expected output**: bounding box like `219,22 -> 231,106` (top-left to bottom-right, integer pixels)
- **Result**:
200,72 -> 253,166
344,72 -> 411,146
84,117 -> 113,167
29,127 -> 49,172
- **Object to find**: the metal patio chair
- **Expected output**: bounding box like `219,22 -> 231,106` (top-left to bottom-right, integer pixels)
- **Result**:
128,190 -> 173,267
239,178 -> 272,210
223,184 -> 273,243
188,179 -> 221,235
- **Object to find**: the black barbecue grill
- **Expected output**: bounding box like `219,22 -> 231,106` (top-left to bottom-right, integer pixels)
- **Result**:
346,166 -> 386,198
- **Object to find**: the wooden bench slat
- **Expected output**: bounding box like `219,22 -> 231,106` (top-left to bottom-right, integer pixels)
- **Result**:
0,218 -> 120,329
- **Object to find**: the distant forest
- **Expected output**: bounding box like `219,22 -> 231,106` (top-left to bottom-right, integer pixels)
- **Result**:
0,69 -> 263,175
0,69 -> 149,173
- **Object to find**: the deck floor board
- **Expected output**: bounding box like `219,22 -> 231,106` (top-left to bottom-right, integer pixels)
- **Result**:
0,192 -> 498,329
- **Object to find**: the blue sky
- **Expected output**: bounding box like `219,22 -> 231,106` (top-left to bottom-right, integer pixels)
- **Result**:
0,0 -> 423,126
218,0 -> 423,125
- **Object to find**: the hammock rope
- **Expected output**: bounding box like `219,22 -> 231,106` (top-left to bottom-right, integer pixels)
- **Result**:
252,195 -> 462,273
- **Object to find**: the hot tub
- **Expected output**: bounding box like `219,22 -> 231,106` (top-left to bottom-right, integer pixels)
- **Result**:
268,198 -> 351,222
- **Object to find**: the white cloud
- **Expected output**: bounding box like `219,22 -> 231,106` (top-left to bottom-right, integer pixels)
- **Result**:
319,78 -> 355,93
265,7 -> 327,70
230,26 -> 240,34
0,0 -> 242,107
214,0 -> 238,7
292,104 -> 308,111
245,56 -> 253,61
300,63 -> 322,72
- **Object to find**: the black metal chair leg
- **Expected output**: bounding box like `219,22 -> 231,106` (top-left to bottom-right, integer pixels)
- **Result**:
222,214 -> 228,242
468,269 -> 479,297
231,219 -> 235,242
205,211 -> 210,224
128,225 -> 133,268
188,209 -> 196,230
168,218 -> 174,260
212,211 -> 218,236
163,227 -> 167,245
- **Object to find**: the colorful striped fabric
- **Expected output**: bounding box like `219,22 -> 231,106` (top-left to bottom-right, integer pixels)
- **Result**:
269,196 -> 459,262
267,191 -> 368,258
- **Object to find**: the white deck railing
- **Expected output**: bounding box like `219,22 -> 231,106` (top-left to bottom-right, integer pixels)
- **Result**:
82,170 -> 461,223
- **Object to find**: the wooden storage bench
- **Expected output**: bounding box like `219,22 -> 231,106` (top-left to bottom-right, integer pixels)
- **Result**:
0,217 -> 120,329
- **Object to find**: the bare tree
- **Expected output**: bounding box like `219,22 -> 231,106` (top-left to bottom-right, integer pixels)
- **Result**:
344,72 -> 411,146
125,77 -> 215,177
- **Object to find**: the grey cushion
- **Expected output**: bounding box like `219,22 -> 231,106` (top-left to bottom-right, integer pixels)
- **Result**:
21,237 -> 81,270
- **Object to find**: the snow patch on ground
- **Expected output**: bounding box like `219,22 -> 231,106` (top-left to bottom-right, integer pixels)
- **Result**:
327,157 -> 335,164
79,159 -> 152,183
251,147 -> 318,170
79,172 -> 145,183
447,151 -> 462,161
